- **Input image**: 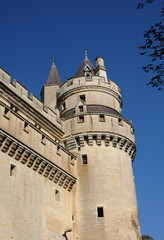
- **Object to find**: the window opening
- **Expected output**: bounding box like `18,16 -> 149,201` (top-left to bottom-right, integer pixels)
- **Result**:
99,114 -> 105,122
41,134 -> 46,145
82,155 -> 88,165
55,189 -> 60,201
57,146 -> 61,156
4,107 -> 10,119
78,115 -> 84,123
10,164 -> 16,177
97,207 -> 104,218
24,121 -> 29,133
70,156 -> 74,166
79,106 -> 83,112
80,95 -> 85,102
118,118 -> 123,126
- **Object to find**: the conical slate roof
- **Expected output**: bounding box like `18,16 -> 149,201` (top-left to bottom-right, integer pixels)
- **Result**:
45,59 -> 62,86
75,55 -> 95,78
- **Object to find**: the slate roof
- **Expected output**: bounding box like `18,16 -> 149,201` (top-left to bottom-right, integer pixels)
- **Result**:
75,56 -> 95,78
45,62 -> 62,86
61,105 -> 122,119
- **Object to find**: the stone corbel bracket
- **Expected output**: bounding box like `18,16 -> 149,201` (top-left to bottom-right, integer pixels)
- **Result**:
65,133 -> 136,161
0,129 -> 76,191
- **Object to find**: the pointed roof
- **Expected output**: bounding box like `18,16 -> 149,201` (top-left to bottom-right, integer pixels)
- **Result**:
45,57 -> 62,86
75,51 -> 95,78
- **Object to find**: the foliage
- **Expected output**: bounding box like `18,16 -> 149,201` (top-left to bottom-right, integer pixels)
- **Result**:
137,0 -> 154,9
142,235 -> 154,240
138,1 -> 164,90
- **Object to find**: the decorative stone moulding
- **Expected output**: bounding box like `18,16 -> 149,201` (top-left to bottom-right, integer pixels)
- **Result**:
0,129 -> 76,191
65,133 -> 136,161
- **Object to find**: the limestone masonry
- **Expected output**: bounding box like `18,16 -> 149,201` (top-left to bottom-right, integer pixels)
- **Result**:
0,53 -> 141,240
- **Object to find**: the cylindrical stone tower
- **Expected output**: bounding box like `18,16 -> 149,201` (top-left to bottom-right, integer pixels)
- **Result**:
58,55 -> 141,240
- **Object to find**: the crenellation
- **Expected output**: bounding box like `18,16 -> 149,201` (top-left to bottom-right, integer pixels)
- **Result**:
0,68 -> 62,132
13,79 -> 28,97
29,93 -> 44,110
0,67 -> 11,84
63,114 -> 135,142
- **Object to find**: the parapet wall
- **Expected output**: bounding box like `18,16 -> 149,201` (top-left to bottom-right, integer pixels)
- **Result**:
0,67 -> 62,131
59,76 -> 121,98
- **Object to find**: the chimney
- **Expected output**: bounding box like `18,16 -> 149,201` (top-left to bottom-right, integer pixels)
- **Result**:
95,57 -> 108,82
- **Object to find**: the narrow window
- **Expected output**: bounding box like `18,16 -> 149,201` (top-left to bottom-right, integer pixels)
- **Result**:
99,114 -> 105,122
57,146 -> 61,156
79,106 -> 83,112
24,121 -> 29,133
82,155 -> 87,165
41,134 -> 46,145
55,189 -> 60,201
70,156 -> 74,166
62,102 -> 66,111
118,118 -> 123,126
10,164 -> 16,177
4,107 -> 10,119
80,95 -> 86,102
97,207 -> 104,218
78,115 -> 84,123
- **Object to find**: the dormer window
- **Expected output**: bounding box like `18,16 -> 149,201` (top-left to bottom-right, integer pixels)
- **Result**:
84,64 -> 92,80
79,106 -> 83,112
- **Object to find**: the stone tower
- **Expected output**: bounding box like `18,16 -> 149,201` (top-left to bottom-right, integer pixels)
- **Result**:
57,53 -> 141,240
0,53 -> 141,240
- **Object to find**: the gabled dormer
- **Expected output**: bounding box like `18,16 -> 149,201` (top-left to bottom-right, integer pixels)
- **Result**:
75,50 -> 95,78
83,64 -> 92,80
75,99 -> 86,115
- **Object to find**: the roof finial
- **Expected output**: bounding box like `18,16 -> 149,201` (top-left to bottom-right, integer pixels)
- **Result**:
85,46 -> 88,59
52,56 -> 55,65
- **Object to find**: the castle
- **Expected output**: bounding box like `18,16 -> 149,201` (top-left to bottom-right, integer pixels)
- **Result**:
0,52 -> 141,240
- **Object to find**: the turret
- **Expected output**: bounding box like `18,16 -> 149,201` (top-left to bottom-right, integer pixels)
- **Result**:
40,56 -> 62,111
58,53 -> 141,240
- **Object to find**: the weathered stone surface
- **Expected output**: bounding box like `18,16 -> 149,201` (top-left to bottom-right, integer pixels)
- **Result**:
0,56 -> 141,240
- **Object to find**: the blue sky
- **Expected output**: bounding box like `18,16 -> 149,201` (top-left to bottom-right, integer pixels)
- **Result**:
0,0 -> 164,239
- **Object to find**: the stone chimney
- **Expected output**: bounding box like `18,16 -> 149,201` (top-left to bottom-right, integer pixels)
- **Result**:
95,57 -> 108,82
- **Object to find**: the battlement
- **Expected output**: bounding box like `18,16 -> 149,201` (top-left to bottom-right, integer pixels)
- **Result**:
59,75 -> 121,98
0,67 -> 62,131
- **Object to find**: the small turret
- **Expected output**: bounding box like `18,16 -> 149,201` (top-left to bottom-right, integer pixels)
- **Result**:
40,57 -> 62,111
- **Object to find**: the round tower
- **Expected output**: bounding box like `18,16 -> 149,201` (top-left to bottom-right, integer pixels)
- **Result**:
58,54 -> 141,240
